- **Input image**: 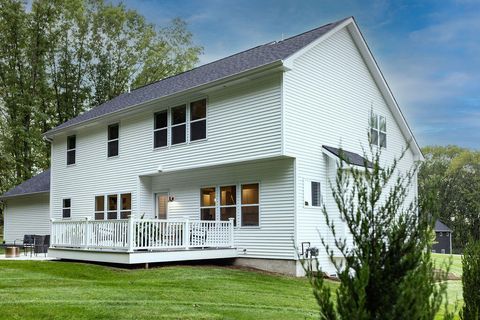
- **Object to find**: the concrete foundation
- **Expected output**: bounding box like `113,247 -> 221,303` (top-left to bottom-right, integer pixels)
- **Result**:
233,257 -> 302,276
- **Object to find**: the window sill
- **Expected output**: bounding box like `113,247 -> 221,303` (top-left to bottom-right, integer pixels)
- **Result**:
107,155 -> 120,160
66,164 -> 76,168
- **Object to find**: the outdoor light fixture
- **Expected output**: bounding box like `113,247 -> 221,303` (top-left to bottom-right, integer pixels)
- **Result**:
168,196 -> 175,202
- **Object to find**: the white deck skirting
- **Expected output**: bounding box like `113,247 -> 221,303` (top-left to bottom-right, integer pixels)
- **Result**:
48,247 -> 238,264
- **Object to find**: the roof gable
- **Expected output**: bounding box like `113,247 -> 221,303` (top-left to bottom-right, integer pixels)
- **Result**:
45,17 -> 350,137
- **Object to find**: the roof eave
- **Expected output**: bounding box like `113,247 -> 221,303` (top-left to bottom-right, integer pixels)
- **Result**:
44,60 -> 285,139
0,190 -> 50,200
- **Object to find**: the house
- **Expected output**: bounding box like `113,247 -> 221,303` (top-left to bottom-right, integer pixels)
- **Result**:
432,220 -> 453,254
1,17 -> 422,276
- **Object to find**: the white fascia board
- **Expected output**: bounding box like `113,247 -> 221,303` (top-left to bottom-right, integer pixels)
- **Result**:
283,17 -> 423,161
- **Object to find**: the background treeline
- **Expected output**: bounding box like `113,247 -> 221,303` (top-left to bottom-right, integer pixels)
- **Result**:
0,0 -> 202,195
420,145 -> 480,253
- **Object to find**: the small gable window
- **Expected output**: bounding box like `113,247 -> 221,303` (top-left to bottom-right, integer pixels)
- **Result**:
370,112 -> 386,148
67,135 -> 76,165
107,124 -> 119,157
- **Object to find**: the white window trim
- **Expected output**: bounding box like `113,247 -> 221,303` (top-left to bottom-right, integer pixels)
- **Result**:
107,123 -> 120,158
62,198 -> 72,219
304,179 -> 323,208
153,109 -> 168,149
94,192 -> 132,220
370,112 -> 387,148
66,135 -> 76,166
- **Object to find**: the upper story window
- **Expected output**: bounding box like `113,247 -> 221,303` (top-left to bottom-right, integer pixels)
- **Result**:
107,123 -> 119,157
370,112 -> 386,148
171,105 -> 186,145
66,135 -> 76,165
62,198 -> 71,219
190,99 -> 207,141
154,110 -> 168,148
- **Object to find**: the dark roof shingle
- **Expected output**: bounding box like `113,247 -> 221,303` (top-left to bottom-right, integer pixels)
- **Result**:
0,169 -> 50,199
322,145 -> 373,168
46,17 -> 350,136
435,220 -> 452,232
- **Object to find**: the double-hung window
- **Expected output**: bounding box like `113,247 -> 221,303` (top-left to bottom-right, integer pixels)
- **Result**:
370,113 -> 386,148
241,184 -> 259,227
67,135 -> 76,165
108,124 -> 119,157
95,196 -> 105,220
200,187 -> 216,220
220,186 -> 236,225
190,99 -> 207,141
62,198 -> 71,219
120,193 -> 132,219
171,105 -> 186,145
154,110 -> 168,148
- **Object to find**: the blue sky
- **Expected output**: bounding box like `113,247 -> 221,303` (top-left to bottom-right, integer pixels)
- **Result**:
125,0 -> 480,149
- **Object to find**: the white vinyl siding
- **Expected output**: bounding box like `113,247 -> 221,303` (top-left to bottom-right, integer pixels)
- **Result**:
3,194 -> 50,243
50,74 -> 282,223
283,27 -> 417,273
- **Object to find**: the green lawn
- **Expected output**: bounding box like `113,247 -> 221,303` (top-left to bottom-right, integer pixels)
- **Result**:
0,261 -> 321,320
433,253 -> 463,277
0,258 -> 464,319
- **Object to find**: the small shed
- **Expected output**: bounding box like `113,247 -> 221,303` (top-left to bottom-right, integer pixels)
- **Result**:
432,220 -> 453,254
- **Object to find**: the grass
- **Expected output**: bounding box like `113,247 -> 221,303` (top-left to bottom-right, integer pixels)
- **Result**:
0,261 -> 322,320
0,256 -> 464,319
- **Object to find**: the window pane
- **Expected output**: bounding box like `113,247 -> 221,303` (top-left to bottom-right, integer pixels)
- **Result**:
242,184 -> 259,205
108,124 -> 119,140
120,211 -> 130,219
63,198 -> 71,208
172,105 -> 186,125
201,208 -> 215,220
172,124 -> 186,144
370,113 -> 378,129
108,140 -> 119,157
379,133 -> 387,148
154,111 -> 167,129
190,120 -> 206,141
63,209 -> 71,219
107,211 -> 117,220
241,206 -> 259,226
190,99 -> 206,121
108,195 -> 117,211
95,196 -> 104,212
67,150 -> 76,165
95,212 -> 104,220
370,129 -> 378,145
200,187 -> 216,207
221,207 -> 236,225
379,116 -> 386,132
220,186 -> 236,206
67,135 -> 76,150
312,182 -> 321,207
154,129 -> 167,148
121,193 -> 131,210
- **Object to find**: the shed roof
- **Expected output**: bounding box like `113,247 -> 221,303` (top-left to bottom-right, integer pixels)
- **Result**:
435,220 -> 453,233
45,17 -> 350,136
322,145 -> 373,168
0,169 -> 50,199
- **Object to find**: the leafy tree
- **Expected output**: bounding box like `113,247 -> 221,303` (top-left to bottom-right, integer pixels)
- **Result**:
461,239 -> 480,320
0,0 -> 203,195
302,144 -> 453,320
419,146 -> 480,252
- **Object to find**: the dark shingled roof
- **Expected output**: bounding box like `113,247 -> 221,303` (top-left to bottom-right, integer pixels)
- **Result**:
322,145 -> 373,168
435,220 -> 453,233
0,169 -> 50,199
46,17 -> 350,136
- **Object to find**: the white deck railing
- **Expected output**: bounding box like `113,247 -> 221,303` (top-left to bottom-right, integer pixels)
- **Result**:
51,217 -> 235,252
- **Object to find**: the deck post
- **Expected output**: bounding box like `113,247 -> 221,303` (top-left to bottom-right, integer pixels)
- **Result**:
184,218 -> 190,250
228,218 -> 235,248
127,216 -> 135,252
84,217 -> 90,249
